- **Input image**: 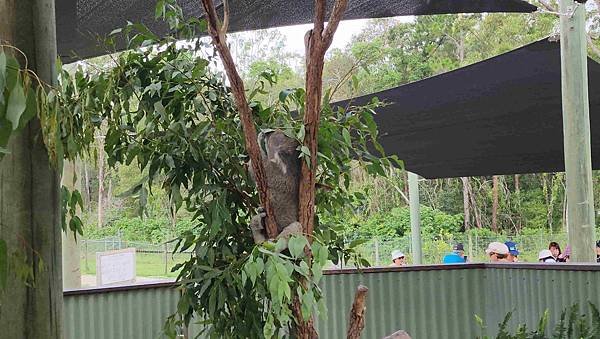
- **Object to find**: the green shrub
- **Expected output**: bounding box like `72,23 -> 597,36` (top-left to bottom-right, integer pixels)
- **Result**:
83,217 -> 196,243
476,302 -> 600,339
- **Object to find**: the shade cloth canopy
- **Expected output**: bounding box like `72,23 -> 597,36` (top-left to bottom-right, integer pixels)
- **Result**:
56,0 -> 536,61
344,38 -> 600,179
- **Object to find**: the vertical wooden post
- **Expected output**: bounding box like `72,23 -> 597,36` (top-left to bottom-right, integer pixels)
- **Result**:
560,0 -> 597,262
408,172 -> 422,264
0,0 -> 62,337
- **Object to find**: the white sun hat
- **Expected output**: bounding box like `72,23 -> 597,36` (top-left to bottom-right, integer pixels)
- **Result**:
391,250 -> 405,261
485,242 -> 509,255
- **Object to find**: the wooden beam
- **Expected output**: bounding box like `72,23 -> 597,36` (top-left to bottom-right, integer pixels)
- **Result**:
560,0 -> 597,262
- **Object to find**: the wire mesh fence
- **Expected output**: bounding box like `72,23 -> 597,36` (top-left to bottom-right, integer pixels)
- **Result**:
79,236 -> 193,278
351,232 -> 570,267
80,231 -> 575,276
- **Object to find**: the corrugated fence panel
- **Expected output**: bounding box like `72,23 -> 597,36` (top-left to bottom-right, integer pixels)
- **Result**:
63,265 -> 600,339
318,266 -> 485,339
64,284 -> 180,339
484,267 -> 600,336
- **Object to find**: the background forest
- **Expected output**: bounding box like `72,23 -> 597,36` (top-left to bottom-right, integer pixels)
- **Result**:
78,10 -> 600,265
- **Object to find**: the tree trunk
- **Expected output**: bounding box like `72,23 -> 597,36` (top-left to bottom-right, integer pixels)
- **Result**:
461,177 -> 470,230
81,161 -> 91,209
403,171 -> 409,200
492,176 -> 499,232
0,1 -> 62,338
106,176 -> 112,209
467,180 -> 483,229
514,174 -> 521,231
97,135 -> 105,227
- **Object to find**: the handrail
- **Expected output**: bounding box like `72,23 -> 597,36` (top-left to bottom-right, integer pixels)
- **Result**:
63,263 -> 600,296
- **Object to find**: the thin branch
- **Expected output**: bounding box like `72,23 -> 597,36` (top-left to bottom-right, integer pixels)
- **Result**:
537,0 -> 557,12
200,0 -> 278,238
322,0 -> 350,49
221,0 -> 229,36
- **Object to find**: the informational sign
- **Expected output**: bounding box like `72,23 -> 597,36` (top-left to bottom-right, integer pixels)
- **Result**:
96,248 -> 136,286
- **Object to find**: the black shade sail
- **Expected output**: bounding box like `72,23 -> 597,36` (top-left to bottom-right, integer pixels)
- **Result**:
56,0 -> 537,61
343,38 -> 600,179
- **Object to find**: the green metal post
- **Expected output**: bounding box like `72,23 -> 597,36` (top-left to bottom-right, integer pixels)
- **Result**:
408,172 -> 422,264
560,0 -> 597,262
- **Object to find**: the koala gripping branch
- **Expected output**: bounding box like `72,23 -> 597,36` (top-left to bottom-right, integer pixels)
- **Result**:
200,0 -> 278,239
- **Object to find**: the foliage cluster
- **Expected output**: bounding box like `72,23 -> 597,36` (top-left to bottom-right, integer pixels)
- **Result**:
476,302 -> 600,339
84,217 -> 194,243
45,1 -> 397,336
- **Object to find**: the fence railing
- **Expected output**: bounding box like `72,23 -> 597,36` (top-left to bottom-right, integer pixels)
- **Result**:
79,237 -> 192,277
64,263 -> 600,339
353,232 -> 570,266
79,232 -> 573,278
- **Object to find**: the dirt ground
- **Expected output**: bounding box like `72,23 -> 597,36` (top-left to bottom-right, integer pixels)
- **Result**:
80,274 -> 174,288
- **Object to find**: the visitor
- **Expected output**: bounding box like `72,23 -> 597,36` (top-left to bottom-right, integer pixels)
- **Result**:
390,250 -> 406,267
505,241 -> 519,262
549,241 -> 567,262
485,242 -> 510,262
538,249 -> 556,263
562,246 -> 571,262
596,241 -> 600,263
443,243 -> 466,264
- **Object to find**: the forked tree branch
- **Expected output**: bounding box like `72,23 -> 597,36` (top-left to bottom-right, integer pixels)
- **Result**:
200,0 -> 279,238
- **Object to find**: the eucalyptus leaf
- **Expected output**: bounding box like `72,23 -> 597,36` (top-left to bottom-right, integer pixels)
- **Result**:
288,235 -> 307,258
6,82 -> 26,130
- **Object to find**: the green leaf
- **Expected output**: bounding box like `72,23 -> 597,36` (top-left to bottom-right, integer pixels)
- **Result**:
6,82 -> 26,130
0,239 -> 7,290
18,89 -> 37,130
342,128 -> 351,145
288,235 -> 307,258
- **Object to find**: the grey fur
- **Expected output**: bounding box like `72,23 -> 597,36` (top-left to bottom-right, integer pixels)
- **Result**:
249,130 -> 302,244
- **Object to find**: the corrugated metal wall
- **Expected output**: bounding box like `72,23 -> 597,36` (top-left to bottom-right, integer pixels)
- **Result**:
318,267 -> 485,338
63,265 -> 600,339
64,284 -> 180,339
484,267 -> 600,335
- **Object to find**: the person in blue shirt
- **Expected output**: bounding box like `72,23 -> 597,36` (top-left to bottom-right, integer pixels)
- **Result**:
443,243 -> 466,264
505,241 -> 520,262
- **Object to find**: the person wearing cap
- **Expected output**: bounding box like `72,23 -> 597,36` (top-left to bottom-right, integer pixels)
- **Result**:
390,250 -> 406,267
538,249 -> 556,263
596,241 -> 600,263
505,241 -> 519,262
485,242 -> 510,262
443,243 -> 467,264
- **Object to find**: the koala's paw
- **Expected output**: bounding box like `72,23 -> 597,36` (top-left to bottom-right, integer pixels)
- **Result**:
277,222 -> 302,240
250,210 -> 267,244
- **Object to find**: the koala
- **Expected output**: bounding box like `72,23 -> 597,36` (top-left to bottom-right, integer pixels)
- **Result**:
249,130 -> 303,245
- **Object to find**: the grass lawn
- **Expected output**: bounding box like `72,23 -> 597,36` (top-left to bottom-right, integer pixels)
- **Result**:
81,251 -> 191,278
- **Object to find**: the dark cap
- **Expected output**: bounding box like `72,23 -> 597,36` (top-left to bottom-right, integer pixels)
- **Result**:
453,243 -> 464,251
596,240 -> 600,248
